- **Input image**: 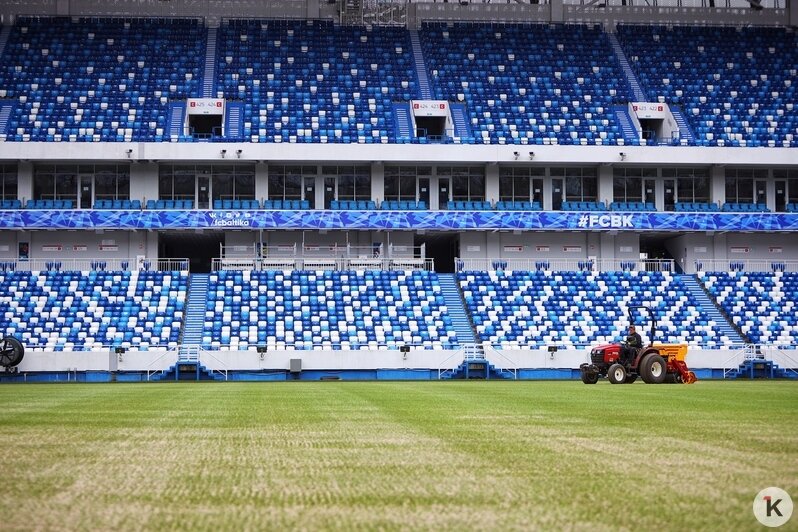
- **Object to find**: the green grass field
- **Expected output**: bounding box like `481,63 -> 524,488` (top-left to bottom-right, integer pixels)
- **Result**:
0,381 -> 795,531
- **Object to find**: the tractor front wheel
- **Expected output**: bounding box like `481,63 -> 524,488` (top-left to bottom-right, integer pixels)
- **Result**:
607,363 -> 627,385
580,370 -> 599,384
640,354 -> 667,384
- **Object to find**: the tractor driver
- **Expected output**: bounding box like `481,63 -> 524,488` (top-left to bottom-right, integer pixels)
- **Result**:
621,325 -> 643,364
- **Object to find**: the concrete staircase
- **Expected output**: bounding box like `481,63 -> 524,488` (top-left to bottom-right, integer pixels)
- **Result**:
0,102 -> 14,138
202,26 -> 218,98
224,101 -> 243,139
613,105 -> 639,144
670,107 -> 696,145
409,29 -> 432,100
180,273 -> 209,348
167,102 -> 186,138
392,102 -> 413,140
437,273 -> 476,347
607,32 -> 647,102
450,103 -> 471,139
679,274 -> 745,344
725,357 -> 798,380
0,25 -> 12,58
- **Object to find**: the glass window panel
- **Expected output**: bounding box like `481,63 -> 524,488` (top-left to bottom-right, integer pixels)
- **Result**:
399,176 -> 416,200
235,173 -> 255,199
284,174 -> 302,200
55,170 -> 77,200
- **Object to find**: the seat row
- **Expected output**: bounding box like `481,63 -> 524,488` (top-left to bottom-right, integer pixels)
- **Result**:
561,201 -> 606,211
610,201 -> 656,211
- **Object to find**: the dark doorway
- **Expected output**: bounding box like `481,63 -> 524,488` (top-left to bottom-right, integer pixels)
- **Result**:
188,115 -> 222,139
640,234 -> 678,272
552,178 -> 564,210
639,118 -> 662,143
415,116 -> 446,140
419,177 -> 430,207
415,232 -> 459,273
159,231 -> 225,273
663,179 -> 676,211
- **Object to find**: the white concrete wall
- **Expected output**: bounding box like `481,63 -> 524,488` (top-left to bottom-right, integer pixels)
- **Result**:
1,143 -> 796,169
15,346 -> 783,373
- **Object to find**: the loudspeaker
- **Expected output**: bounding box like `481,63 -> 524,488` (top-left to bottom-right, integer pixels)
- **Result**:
257,345 -> 267,353
115,347 -> 126,354
400,345 -> 410,353
289,358 -> 302,373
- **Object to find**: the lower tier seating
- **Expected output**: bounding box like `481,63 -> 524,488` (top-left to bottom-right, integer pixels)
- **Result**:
458,270 -> 734,348
698,271 -> 798,346
202,270 -> 457,350
0,270 -> 188,350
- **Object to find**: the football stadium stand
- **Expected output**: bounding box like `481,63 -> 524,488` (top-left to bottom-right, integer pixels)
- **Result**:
0,270 -> 187,350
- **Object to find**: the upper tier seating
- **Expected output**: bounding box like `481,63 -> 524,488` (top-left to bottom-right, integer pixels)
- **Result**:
213,199 -> 260,209
721,202 -> 770,213
674,202 -> 719,212
617,25 -> 798,147
561,201 -> 606,211
380,200 -> 427,210
0,199 -> 22,209
146,199 -> 194,209
330,200 -> 377,210
216,19 -> 418,144
0,270 -> 187,350
0,17 -> 204,142
610,201 -> 656,211
495,201 -> 541,211
458,270 -> 734,348
94,199 -> 141,209
25,199 -> 74,209
421,23 -> 631,145
698,271 -> 798,346
448,200 -> 492,210
202,270 -> 457,350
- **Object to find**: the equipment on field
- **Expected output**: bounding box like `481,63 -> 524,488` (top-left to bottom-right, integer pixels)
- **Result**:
0,336 -> 24,374
579,306 -> 697,385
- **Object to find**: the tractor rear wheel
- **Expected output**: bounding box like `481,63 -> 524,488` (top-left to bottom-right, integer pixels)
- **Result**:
0,336 -> 24,368
607,363 -> 627,384
640,353 -> 667,384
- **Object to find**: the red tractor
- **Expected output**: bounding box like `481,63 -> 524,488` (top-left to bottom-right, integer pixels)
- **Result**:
579,307 -> 697,385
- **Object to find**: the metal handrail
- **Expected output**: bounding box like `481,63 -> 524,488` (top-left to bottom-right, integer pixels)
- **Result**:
145,347 -> 179,381
455,257 -> 675,273
197,346 -> 228,381
483,345 -> 518,379
437,346 -> 468,380
0,258 -> 189,273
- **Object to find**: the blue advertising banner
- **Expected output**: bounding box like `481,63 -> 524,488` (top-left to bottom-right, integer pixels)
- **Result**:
0,209 -> 796,232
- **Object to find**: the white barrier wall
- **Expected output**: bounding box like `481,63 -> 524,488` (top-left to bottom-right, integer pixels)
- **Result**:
14,346 -> 795,374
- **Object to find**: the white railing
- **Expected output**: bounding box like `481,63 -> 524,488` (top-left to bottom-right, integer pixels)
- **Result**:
146,347 -> 179,381
196,346 -> 228,381
213,257 -> 434,272
691,259 -> 798,274
214,243 -> 432,271
722,344 -> 798,379
455,257 -> 674,273
437,345 -> 471,380
483,345 -> 518,380
0,258 -> 189,273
